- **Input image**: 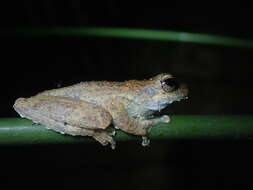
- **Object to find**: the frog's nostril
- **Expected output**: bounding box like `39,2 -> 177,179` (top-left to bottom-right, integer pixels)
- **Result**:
161,78 -> 180,92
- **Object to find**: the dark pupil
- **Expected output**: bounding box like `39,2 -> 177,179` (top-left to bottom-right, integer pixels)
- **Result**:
163,78 -> 180,90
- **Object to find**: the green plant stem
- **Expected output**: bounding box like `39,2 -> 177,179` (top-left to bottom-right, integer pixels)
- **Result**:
0,115 -> 252,145
17,27 -> 253,49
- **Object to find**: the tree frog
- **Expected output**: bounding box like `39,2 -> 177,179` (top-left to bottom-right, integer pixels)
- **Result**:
13,73 -> 188,149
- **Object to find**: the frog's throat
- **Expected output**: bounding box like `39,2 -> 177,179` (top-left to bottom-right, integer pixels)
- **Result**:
145,95 -> 187,112
145,101 -> 168,112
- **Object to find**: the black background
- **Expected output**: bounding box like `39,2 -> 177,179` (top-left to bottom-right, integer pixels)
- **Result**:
1,3 -> 253,190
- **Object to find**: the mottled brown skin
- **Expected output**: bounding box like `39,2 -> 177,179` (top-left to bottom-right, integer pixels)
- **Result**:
13,73 -> 188,149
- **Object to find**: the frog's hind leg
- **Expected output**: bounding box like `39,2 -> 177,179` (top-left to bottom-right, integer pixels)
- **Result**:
13,96 -> 115,149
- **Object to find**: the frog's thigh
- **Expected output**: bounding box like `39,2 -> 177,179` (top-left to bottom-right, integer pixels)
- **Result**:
14,96 -> 113,130
14,96 -> 116,148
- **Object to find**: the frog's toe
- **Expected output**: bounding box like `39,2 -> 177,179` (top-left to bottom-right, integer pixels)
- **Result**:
142,136 -> 150,147
93,131 -> 116,149
161,115 -> 170,123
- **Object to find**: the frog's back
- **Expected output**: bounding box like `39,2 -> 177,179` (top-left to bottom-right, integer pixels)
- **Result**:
37,80 -> 150,103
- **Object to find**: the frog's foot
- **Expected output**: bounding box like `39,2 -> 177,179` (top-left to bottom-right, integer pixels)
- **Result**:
43,123 -> 116,149
93,131 -> 116,149
160,115 -> 170,123
110,130 -> 116,136
142,136 -> 150,147
147,115 -> 170,125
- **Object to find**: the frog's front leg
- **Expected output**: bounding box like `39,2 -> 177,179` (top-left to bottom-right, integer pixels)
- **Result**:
138,115 -> 170,146
103,98 -> 170,146
13,96 -> 115,149
143,115 -> 170,126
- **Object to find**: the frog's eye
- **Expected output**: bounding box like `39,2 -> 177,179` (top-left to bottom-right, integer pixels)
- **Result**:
161,78 -> 180,92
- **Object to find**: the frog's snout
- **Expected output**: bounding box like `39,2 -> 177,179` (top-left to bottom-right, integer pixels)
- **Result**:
180,84 -> 188,95
176,84 -> 188,101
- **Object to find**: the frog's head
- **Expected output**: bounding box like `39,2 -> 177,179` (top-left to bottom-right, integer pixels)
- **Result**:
137,73 -> 188,111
